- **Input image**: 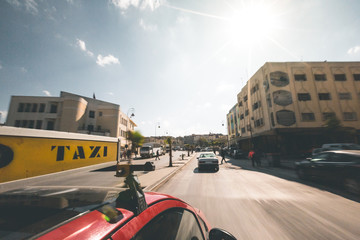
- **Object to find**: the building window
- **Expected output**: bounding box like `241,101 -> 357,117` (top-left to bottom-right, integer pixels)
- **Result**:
251,84 -> 259,94
338,92 -> 352,100
97,125 -> 102,131
270,71 -> 289,87
294,74 -> 307,81
87,125 -> 94,132
354,74 -> 360,81
318,93 -> 331,100
239,101 -> 243,107
301,113 -> 315,121
252,102 -> 259,110
89,110 -> 95,118
240,114 -> 244,120
322,112 -> 336,121
241,127 -> 245,133
25,103 -> 31,112
31,103 -> 38,112
266,94 -> 272,107
276,110 -> 296,126
36,120 -> 42,129
298,93 -> 311,101
47,120 -> 55,130
15,120 -> 20,127
343,112 -> 357,121
99,111 -> 103,117
18,103 -> 25,112
254,118 -> 264,127
314,74 -> 327,81
39,103 -> 45,112
334,74 -> 346,81
21,120 -> 28,127
50,103 -> 57,113
245,109 -> 249,116
28,120 -> 34,128
243,95 -> 248,102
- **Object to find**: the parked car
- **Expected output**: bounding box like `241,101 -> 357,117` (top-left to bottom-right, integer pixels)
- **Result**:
197,152 -> 219,172
0,185 -> 235,240
321,143 -> 360,150
295,150 -> 360,195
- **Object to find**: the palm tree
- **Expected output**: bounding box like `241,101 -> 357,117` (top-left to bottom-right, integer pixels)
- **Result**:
127,130 -> 145,157
166,137 -> 173,167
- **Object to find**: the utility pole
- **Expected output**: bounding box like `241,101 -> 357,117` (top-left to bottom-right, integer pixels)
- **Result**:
167,137 -> 173,167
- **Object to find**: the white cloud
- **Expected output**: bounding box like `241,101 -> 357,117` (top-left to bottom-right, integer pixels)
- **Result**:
76,39 -> 94,56
20,67 -> 27,73
107,92 -> 114,95
140,0 -> 161,11
139,19 -> 157,31
43,90 -> 51,96
111,0 -> 161,11
110,0 -> 139,10
7,0 -> 38,15
6,0 -> 20,7
96,54 -> 120,67
347,45 -> 360,55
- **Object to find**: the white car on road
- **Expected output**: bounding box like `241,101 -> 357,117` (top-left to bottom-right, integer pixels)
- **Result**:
197,152 -> 219,172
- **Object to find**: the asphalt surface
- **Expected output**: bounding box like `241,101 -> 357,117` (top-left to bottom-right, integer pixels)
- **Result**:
158,154 -> 360,240
0,151 -> 189,192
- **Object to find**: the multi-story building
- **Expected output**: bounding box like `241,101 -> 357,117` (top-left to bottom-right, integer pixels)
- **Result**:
227,61 -> 360,155
183,134 -> 227,146
5,91 -> 136,147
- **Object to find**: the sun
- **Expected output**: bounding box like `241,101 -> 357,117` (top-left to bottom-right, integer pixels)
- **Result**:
226,2 -> 279,45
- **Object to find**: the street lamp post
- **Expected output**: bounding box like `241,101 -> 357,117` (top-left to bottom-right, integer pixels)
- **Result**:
126,108 -> 135,164
155,122 -> 160,142
222,121 -> 230,149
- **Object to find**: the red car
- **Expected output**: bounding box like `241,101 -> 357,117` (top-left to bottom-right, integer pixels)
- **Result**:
0,186 -> 236,240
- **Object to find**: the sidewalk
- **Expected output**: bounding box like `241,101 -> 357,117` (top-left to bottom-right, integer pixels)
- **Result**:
224,155 -> 298,181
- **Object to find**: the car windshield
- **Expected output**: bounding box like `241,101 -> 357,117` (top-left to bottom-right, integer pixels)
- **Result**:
199,153 -> 216,158
343,144 -> 360,150
0,187 -> 122,239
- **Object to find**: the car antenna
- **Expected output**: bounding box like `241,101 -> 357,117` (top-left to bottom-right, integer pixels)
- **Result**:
115,162 -> 155,215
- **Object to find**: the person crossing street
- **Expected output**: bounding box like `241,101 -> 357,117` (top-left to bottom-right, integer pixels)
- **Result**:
155,149 -> 160,160
221,148 -> 227,164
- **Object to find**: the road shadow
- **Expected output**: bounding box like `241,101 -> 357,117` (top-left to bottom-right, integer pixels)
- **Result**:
91,165 -> 117,172
193,167 -> 218,174
226,157 -> 360,203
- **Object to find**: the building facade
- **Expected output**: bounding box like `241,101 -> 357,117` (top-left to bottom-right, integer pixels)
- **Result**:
5,91 -> 136,147
227,61 -> 360,155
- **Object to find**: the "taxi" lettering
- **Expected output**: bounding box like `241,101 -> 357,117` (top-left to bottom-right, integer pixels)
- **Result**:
51,146 -> 108,161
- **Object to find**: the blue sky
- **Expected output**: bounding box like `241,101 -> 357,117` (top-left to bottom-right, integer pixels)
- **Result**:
0,0 -> 359,137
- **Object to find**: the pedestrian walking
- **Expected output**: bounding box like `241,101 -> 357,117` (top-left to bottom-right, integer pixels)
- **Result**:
254,150 -> 261,167
221,148 -> 227,164
155,149 -> 160,160
248,150 -> 255,167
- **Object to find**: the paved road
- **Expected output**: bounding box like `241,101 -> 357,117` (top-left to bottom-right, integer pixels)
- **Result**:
158,154 -> 360,240
0,151 -> 187,192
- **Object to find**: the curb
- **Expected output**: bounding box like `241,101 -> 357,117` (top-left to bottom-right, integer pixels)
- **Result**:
145,154 -> 196,192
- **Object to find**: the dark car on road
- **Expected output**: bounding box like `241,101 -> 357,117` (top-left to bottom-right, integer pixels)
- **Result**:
295,150 -> 360,195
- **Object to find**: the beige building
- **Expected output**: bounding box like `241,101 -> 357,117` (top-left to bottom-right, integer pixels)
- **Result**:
5,91 -> 136,147
227,61 -> 360,155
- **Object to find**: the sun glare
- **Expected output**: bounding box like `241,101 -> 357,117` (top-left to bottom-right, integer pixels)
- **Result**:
226,2 -> 278,45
